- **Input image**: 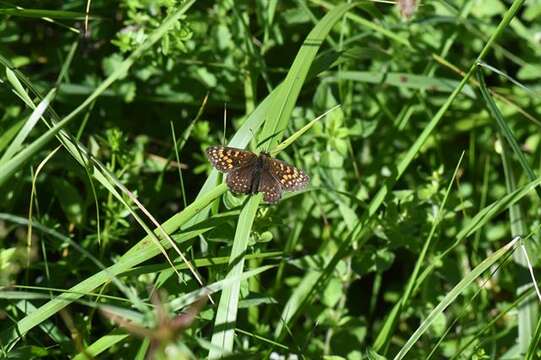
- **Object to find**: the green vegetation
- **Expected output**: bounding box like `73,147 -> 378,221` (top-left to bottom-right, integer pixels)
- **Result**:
1,0 -> 541,358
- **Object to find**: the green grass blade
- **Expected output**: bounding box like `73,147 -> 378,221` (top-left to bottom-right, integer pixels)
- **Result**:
258,3 -> 354,151
499,135 -> 538,354
71,330 -> 128,360
310,0 -> 411,47
393,237 -> 520,360
0,8 -> 90,19
271,104 -> 340,156
0,89 -> 56,166
4,67 -> 34,108
209,196 -> 261,358
274,271 -> 320,338
326,71 -> 476,97
477,67 -> 541,198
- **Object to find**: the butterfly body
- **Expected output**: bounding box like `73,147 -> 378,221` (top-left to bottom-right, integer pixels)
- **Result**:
206,146 -> 309,203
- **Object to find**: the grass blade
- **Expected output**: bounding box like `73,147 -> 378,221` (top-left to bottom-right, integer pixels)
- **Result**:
393,237 -> 520,360
477,67 -> 541,198
258,3 -> 355,151
209,196 -> 261,358
499,135 -> 538,354
0,89 -> 56,166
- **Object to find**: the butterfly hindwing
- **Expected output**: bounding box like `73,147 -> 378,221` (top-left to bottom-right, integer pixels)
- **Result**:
267,157 -> 309,191
258,170 -> 282,203
206,146 -> 257,173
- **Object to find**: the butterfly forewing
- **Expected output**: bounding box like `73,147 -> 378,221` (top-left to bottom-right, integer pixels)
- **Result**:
206,146 -> 257,173
267,157 -> 309,191
258,170 -> 282,203
226,166 -> 254,194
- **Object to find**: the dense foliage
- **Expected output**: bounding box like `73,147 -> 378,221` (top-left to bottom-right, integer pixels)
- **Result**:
1,0 -> 541,358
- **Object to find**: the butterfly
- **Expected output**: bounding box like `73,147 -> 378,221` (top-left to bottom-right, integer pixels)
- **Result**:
206,146 -> 309,203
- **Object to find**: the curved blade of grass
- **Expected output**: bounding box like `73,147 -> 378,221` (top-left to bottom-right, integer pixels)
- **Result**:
432,54 -> 541,127
5,67 -> 34,108
258,2 -> 355,151
477,67 -> 541,198
271,104 -> 340,156
71,330 -> 128,360
405,176 -> 541,316
274,271 -> 321,338
0,88 -> 56,165
310,0 -> 411,47
393,237 -> 519,360
440,175 -> 541,258
0,0 -> 196,188
325,71 -> 476,97
478,61 -> 537,96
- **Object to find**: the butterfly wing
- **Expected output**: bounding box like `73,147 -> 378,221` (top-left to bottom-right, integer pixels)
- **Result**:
226,165 -> 255,195
267,157 -> 309,191
206,146 -> 257,173
258,170 -> 282,203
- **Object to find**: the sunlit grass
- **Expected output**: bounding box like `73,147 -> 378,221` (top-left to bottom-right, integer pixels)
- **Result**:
1,0 -> 541,358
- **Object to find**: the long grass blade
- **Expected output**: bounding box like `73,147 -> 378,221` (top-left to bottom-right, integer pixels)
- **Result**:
0,89 -> 56,165
477,67 -> 541,198
499,134 -> 538,354
393,237 -> 520,360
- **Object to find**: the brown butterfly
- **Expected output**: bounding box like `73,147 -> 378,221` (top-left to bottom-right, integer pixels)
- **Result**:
206,146 -> 309,203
